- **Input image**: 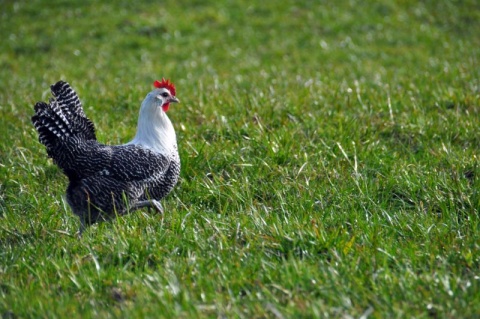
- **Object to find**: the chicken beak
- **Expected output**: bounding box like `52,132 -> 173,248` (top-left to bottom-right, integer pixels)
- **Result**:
169,96 -> 180,104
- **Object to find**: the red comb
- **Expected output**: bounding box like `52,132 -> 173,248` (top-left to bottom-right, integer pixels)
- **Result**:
153,78 -> 176,96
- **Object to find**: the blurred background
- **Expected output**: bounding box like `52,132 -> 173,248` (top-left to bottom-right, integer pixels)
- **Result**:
2,0 -> 478,154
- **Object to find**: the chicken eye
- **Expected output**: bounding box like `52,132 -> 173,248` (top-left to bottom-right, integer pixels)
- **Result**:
161,92 -> 169,98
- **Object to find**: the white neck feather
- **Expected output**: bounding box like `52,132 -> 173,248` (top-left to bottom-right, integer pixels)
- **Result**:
127,96 -> 177,155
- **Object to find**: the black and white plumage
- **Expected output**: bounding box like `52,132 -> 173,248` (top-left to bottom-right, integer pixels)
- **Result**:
31,80 -> 180,233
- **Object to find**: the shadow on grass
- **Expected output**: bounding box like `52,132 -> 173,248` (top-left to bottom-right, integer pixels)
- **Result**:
0,228 -> 37,248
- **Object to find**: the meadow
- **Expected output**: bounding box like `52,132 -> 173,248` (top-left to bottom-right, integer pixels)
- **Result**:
0,0 -> 479,317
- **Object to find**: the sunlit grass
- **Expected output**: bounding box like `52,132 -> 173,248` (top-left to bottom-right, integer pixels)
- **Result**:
1,0 -> 479,318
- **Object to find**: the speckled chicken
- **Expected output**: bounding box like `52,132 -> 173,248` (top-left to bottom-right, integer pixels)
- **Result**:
31,79 -> 180,233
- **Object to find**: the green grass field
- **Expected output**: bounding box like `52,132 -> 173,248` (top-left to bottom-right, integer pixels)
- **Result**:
1,0 -> 479,317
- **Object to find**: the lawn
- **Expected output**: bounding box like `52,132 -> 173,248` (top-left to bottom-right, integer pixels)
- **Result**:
1,0 -> 479,318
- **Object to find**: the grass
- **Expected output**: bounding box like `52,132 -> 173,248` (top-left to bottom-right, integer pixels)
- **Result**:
1,0 -> 479,317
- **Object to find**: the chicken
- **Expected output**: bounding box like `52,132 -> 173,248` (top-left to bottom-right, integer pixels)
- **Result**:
31,79 -> 180,233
